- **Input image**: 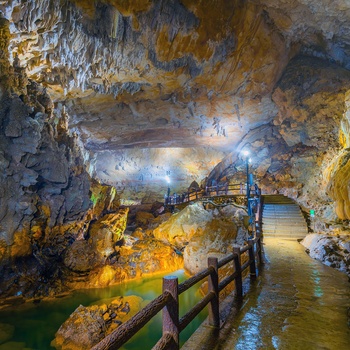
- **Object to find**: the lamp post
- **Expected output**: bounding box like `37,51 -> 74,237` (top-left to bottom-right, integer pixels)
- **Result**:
242,150 -> 252,219
165,175 -> 171,204
242,150 -> 250,201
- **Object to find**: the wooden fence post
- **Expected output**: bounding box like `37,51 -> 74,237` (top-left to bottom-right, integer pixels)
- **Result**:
233,247 -> 243,298
162,276 -> 179,349
208,257 -> 220,328
248,240 -> 256,278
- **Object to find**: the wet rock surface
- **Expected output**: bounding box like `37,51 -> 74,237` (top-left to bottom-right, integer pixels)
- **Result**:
153,202 -> 248,274
51,295 -> 143,350
302,232 -> 350,276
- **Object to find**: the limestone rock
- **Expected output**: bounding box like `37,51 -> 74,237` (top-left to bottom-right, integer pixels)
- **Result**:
153,203 -> 214,247
117,239 -> 183,278
135,211 -> 155,228
51,304 -> 106,350
301,233 -> 350,276
88,208 -> 129,263
63,240 -> 97,273
0,27 -> 125,299
88,179 -> 120,220
52,296 -> 143,350
83,265 -> 128,289
326,150 -> 350,220
183,215 -> 239,275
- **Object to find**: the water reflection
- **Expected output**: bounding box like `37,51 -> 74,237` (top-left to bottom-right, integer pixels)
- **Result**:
0,270 -> 207,350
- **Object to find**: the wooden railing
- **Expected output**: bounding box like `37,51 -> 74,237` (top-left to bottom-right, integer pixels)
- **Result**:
165,183 -> 260,206
92,238 -> 262,350
92,193 -> 264,350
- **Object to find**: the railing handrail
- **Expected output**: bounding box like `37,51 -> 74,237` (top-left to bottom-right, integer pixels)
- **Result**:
165,182 -> 260,206
93,191 -> 264,350
91,292 -> 171,350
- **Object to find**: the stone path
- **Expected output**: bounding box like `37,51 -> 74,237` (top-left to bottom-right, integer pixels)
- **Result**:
182,238 -> 350,350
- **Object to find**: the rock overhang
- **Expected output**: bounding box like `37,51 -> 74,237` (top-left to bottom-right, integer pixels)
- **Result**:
2,0 -> 350,201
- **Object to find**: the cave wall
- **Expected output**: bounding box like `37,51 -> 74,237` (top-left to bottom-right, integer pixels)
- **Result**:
0,16 -> 122,299
94,147 -> 228,204
209,56 -> 350,224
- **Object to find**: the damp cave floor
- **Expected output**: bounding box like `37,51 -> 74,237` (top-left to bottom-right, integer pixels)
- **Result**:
182,238 -> 350,350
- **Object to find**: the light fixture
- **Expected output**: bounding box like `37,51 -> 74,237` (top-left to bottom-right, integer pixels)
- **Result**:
165,175 -> 171,201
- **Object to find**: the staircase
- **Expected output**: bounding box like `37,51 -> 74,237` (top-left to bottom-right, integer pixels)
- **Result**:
262,195 -> 308,239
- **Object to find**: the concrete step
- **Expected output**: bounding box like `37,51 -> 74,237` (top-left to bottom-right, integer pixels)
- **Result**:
263,214 -> 303,217
263,230 -> 308,235
263,229 -> 308,234
264,217 -> 303,220
263,202 -> 299,208
263,218 -> 304,222
263,196 -> 295,204
262,197 -> 308,240
263,228 -> 308,233
263,233 -> 306,239
263,207 -> 302,210
263,226 -> 307,230
263,208 -> 302,213
263,209 -> 302,213
263,206 -> 303,214
264,213 -> 303,216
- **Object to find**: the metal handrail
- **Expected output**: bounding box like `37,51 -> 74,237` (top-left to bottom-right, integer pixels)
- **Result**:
165,182 -> 260,206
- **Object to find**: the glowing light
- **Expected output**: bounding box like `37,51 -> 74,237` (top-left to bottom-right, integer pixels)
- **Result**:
242,150 -> 250,156
165,175 -> 171,184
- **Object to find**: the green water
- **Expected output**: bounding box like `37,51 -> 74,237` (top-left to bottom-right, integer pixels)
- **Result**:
0,270 -> 207,349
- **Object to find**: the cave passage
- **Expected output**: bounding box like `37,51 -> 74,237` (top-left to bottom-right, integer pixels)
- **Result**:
183,238 -> 350,349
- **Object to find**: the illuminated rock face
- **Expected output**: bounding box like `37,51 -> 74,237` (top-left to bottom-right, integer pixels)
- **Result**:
1,0 -> 350,298
0,1 -> 349,199
1,0 -> 349,216
153,202 -> 248,274
208,56 -> 350,223
52,296 -> 144,350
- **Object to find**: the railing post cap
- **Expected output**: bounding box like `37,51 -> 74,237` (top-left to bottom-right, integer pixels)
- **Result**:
164,275 -> 178,281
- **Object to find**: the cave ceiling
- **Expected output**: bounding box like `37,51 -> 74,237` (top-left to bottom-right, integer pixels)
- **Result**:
1,0 -> 350,200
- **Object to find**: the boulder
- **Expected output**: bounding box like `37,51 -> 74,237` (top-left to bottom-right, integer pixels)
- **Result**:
135,211 -> 155,228
63,240 -> 98,273
117,239 -> 183,277
183,217 -> 238,275
301,233 -> 350,276
153,203 -> 214,247
51,296 -> 143,350
88,208 -> 129,263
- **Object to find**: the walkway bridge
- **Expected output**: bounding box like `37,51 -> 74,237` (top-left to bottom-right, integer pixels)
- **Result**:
92,193 -> 350,349
164,183 -> 256,207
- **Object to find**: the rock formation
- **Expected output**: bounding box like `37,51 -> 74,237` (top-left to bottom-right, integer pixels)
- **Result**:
153,202 -> 248,274
0,0 -> 350,300
0,15 -> 174,302
52,295 -> 144,350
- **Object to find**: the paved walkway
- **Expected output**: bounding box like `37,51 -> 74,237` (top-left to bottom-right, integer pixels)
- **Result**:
183,238 -> 350,350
